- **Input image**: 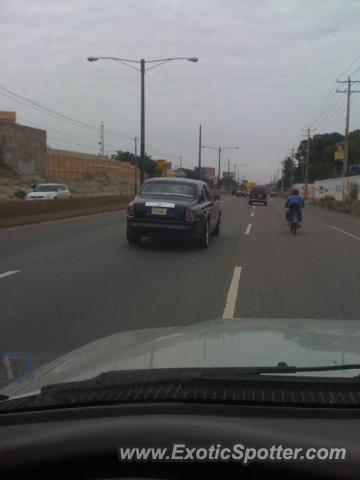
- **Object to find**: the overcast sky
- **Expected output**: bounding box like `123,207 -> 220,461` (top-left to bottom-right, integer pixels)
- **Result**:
2,0 -> 360,182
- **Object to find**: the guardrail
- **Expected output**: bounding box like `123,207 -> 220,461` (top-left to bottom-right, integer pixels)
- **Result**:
0,194 -> 134,228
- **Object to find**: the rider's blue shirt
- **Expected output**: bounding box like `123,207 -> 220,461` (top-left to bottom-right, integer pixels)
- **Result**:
287,194 -> 303,208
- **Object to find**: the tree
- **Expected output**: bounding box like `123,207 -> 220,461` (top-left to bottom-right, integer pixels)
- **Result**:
219,176 -> 238,191
282,156 -> 295,190
349,129 -> 360,167
183,168 -> 196,179
294,132 -> 344,182
112,150 -> 156,175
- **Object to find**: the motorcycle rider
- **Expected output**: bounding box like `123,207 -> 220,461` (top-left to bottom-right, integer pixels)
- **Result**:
285,187 -> 304,225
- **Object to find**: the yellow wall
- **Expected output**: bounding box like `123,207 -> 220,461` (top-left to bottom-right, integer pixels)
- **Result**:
46,150 -> 137,181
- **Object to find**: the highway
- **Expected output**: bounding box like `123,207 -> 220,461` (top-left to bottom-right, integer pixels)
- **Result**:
1,196 -> 360,368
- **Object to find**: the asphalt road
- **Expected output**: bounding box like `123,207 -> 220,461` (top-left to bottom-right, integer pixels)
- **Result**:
1,196 -> 360,367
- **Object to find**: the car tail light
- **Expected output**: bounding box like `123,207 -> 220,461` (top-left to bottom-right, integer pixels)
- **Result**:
185,209 -> 196,222
127,205 -> 135,218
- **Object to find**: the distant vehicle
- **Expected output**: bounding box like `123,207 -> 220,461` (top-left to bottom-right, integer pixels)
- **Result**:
270,192 -> 277,197
246,181 -> 257,192
249,187 -> 267,206
236,189 -> 247,198
25,183 -> 72,200
126,178 -> 221,249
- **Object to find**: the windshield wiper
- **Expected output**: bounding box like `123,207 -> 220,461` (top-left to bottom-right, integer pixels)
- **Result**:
2,365 -> 360,412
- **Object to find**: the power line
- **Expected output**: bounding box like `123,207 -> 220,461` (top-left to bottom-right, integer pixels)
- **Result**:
338,53 -> 360,80
315,97 -> 346,130
47,136 -> 99,152
0,84 -> 185,163
325,107 -> 346,128
146,143 -> 179,158
350,64 -> 360,78
311,91 -> 342,129
307,53 -> 360,129
309,85 -> 338,127
17,116 -> 124,151
17,116 -> 99,143
0,84 -> 134,140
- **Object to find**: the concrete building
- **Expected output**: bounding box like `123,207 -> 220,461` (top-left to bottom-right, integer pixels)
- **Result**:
0,112 -> 47,175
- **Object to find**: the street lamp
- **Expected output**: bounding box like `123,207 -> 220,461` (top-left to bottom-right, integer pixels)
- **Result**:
201,145 -> 239,188
87,55 -> 198,185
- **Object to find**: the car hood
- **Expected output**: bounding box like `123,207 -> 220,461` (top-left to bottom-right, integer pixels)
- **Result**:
2,318 -> 360,397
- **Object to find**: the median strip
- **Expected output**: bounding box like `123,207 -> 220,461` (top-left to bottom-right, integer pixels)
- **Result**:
0,195 -> 132,229
330,225 -> 360,242
223,266 -> 242,319
0,270 -> 20,279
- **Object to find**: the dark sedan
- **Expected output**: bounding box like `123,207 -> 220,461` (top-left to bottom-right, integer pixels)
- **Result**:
248,187 -> 268,206
126,178 -> 222,248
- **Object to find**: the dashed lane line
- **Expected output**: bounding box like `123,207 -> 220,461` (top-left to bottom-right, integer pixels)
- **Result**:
0,270 -> 20,279
223,266 -> 242,319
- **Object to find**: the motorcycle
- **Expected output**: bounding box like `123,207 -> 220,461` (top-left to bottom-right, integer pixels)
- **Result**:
289,205 -> 299,234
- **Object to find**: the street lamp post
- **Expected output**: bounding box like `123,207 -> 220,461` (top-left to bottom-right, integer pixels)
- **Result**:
201,145 -> 239,189
87,55 -> 198,185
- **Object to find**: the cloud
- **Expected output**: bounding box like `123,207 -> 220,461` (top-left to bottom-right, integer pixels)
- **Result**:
2,0 -> 360,181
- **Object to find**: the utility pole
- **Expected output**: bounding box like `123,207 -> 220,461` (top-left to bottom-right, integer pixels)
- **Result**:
140,59 -> 145,185
280,160 -> 284,192
99,121 -> 105,156
198,124 -> 202,179
227,157 -> 230,176
289,147 -> 295,188
202,145 -> 239,189
134,136 -> 138,194
218,147 -> 221,189
305,128 -> 310,187
337,77 -> 360,178
301,127 -> 315,189
179,156 -> 182,169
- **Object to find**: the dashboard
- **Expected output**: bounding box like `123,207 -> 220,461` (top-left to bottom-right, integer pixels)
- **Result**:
1,402 -> 359,479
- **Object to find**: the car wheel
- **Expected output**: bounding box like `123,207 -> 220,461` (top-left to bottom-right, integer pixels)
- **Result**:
248,201 -> 252,205
127,228 -> 142,245
198,220 -> 209,249
264,202 -> 267,206
213,215 -> 221,236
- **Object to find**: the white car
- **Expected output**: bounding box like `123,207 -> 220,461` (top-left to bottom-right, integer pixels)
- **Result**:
25,183 -> 72,200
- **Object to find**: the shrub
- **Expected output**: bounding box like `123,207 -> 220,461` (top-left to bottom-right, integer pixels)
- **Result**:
14,189 -> 27,199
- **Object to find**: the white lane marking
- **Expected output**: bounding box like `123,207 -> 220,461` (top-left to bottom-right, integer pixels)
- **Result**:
223,266 -> 242,319
330,225 -> 360,242
250,212 -> 254,217
245,224 -> 252,235
0,270 -> 20,279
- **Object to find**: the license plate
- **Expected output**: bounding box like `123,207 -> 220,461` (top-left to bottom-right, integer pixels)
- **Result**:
151,207 -> 167,215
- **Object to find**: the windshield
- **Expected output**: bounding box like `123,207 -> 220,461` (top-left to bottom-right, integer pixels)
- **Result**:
141,182 -> 196,197
2,1 -> 360,412
35,185 -> 59,192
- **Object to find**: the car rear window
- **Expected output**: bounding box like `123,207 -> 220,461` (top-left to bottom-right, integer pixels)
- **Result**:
141,182 -> 196,197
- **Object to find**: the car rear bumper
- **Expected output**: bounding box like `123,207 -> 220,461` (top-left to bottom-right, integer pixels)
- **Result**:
127,219 -> 202,239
